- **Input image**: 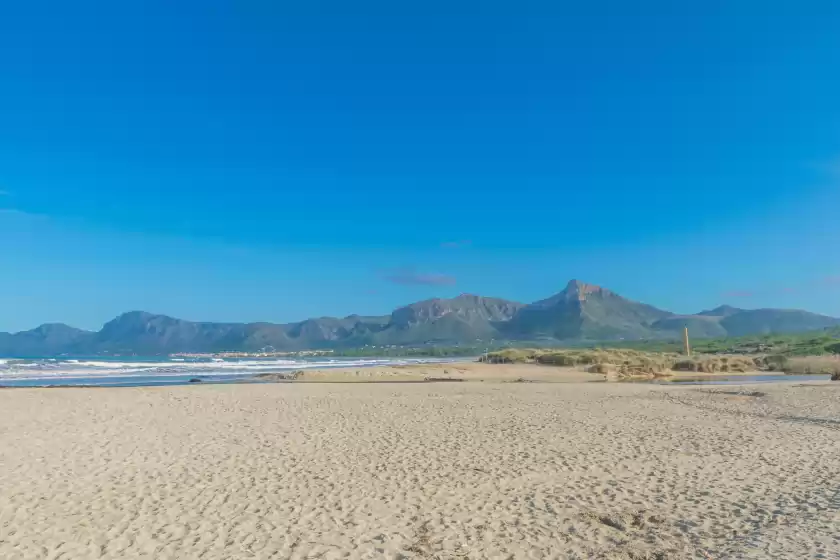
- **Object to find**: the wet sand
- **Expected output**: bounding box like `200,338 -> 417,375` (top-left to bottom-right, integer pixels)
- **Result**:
0,381 -> 838,559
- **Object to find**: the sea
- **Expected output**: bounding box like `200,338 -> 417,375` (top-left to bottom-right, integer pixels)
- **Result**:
0,356 -> 457,388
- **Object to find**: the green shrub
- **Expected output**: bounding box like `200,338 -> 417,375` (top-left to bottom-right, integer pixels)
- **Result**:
760,354 -> 789,371
535,353 -> 578,366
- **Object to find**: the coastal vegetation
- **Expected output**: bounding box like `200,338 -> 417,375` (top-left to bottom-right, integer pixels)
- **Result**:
479,330 -> 840,379
781,355 -> 840,376
479,347 -> 760,378
340,328 -> 840,372
603,327 -> 840,356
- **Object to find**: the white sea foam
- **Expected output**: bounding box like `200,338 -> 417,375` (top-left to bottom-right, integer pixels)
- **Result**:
0,357 -> 452,381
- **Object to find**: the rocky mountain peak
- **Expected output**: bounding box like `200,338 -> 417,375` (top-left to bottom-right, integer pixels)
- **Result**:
562,279 -> 610,301
697,305 -> 742,317
1,282 -> 838,355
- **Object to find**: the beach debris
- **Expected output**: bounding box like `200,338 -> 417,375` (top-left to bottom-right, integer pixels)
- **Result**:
583,509 -> 665,533
406,521 -> 435,557
698,389 -> 766,398
253,369 -> 305,382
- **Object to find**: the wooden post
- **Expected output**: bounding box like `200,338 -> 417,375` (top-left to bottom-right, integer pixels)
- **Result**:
683,326 -> 691,357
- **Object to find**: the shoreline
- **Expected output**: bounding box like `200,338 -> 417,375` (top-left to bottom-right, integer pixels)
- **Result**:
1,360 -> 831,388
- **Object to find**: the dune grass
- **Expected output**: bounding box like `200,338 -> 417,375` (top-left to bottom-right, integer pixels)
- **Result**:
483,347 -> 840,380
781,355 -> 840,377
480,329 -> 840,380
481,348 -> 763,379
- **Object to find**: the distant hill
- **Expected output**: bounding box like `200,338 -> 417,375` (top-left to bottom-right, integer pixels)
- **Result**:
372,295 -> 523,344
1,280 -> 838,355
719,309 -> 840,337
696,305 -> 742,317
651,315 -> 728,338
503,280 -> 671,340
0,323 -> 92,356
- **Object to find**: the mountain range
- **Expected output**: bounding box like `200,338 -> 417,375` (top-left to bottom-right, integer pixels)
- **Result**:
2,280 -> 838,356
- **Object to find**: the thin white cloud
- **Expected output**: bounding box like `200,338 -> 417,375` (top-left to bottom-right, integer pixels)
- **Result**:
380,267 -> 457,286
440,240 -> 472,249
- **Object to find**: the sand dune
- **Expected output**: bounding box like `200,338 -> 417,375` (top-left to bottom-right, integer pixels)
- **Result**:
1,382 -> 838,559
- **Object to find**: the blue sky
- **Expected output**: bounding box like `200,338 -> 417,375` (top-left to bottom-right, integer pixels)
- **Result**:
1,1 -> 840,332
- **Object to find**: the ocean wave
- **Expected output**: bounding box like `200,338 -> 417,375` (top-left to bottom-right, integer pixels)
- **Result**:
0,357 -> 452,381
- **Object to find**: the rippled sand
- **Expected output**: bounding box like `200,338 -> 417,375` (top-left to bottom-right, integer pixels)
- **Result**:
1,382 -> 838,559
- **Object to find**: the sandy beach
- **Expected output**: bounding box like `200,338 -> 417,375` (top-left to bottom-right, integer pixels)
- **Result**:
289,361 -> 599,383
272,361 -> 772,383
1,380 -> 838,559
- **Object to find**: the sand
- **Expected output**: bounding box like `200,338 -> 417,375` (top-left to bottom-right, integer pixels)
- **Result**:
285,361 -> 775,384
292,361 -> 598,383
1,381 -> 838,559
